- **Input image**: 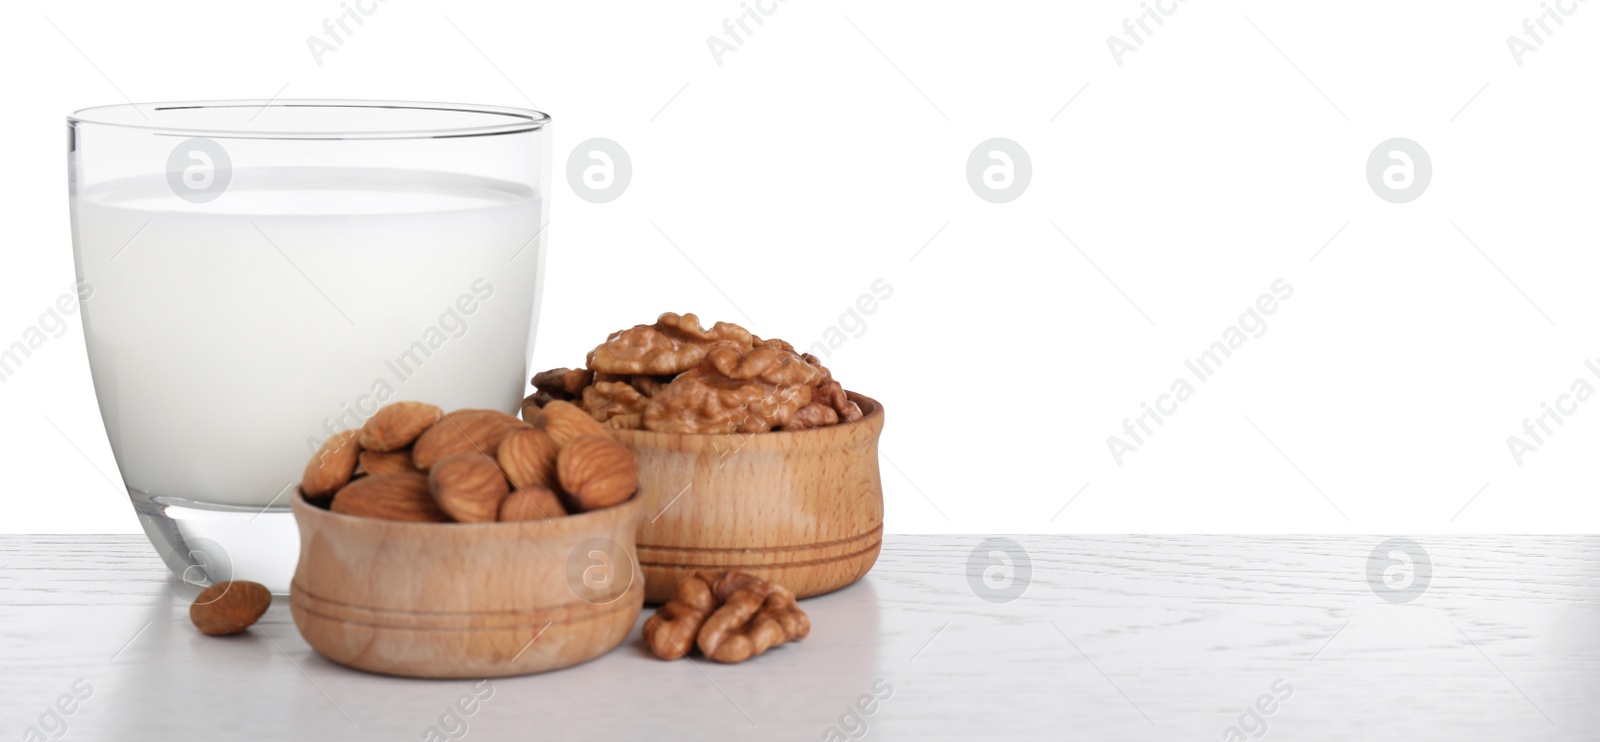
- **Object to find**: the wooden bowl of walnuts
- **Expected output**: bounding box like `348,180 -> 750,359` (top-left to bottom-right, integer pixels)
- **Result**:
288,402 -> 645,678
527,313 -> 885,603
617,393 -> 884,603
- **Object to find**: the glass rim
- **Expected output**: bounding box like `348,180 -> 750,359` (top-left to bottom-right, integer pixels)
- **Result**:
68,99 -> 550,140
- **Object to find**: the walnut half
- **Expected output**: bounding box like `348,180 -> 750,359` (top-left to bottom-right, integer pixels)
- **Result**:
581,380 -> 649,428
587,312 -> 754,376
531,367 -> 593,403
642,366 -> 814,434
642,571 -> 810,663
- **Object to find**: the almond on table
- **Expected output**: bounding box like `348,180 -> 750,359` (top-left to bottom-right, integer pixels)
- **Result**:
190,581 -> 272,636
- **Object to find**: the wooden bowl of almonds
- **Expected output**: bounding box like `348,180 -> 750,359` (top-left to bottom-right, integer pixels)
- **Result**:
288,402 -> 644,678
527,312 -> 885,603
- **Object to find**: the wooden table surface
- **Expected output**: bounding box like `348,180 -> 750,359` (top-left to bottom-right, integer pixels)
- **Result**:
2,535 -> 1595,741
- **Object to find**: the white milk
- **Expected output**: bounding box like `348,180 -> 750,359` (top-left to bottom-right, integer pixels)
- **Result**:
72,168 -> 544,507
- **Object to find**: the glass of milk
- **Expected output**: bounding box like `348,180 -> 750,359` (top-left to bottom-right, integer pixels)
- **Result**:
67,101 -> 551,593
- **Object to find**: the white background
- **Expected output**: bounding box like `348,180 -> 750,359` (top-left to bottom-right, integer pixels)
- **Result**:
3,1 -> 1597,534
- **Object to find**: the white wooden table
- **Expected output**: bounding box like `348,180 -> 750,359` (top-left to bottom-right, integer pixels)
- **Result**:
2,535 -> 1595,741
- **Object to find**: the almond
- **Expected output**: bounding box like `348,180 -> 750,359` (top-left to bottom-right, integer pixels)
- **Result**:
428,453 -> 510,523
331,473 -> 447,522
357,448 -> 415,477
302,429 -> 362,496
190,580 -> 271,636
557,434 -> 639,511
359,401 -> 443,452
412,409 -> 528,470
535,400 -> 609,446
498,485 -> 568,521
498,428 -> 562,490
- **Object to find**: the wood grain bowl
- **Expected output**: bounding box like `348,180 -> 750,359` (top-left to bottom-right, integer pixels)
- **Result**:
289,490 -> 643,678
612,392 -> 885,603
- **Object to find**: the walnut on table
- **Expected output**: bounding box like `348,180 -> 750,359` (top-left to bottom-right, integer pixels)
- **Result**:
640,573 -> 715,660
642,571 -> 810,663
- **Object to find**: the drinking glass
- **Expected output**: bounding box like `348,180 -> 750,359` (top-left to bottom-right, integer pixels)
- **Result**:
67,100 -> 551,592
